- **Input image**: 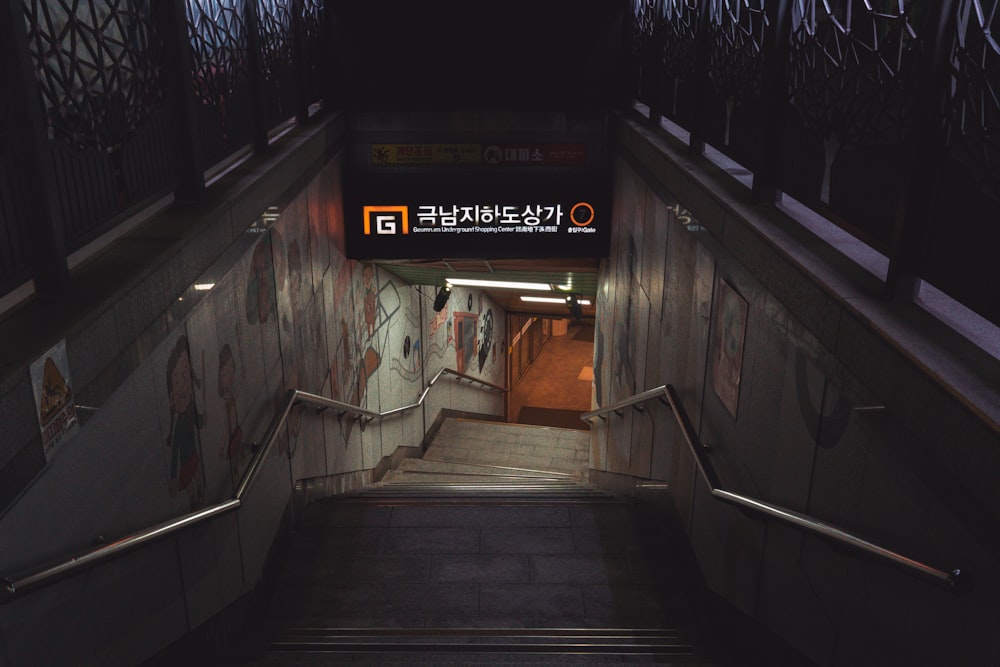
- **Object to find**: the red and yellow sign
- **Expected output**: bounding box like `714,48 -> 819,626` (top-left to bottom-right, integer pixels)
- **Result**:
371,144 -> 481,166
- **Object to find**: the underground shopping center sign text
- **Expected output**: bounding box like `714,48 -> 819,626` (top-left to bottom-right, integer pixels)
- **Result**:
346,181 -> 609,259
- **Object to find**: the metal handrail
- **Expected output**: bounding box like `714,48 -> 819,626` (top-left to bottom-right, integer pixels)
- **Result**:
1,368 -> 505,603
582,384 -> 968,592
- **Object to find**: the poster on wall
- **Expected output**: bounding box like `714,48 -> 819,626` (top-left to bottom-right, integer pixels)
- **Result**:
711,279 -> 749,419
29,339 -> 80,461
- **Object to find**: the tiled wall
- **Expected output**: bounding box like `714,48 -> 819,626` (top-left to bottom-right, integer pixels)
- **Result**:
0,142 -> 506,665
597,116 -> 1000,666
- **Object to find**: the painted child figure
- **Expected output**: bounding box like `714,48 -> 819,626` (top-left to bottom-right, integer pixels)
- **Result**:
166,336 -> 206,509
217,343 -> 245,485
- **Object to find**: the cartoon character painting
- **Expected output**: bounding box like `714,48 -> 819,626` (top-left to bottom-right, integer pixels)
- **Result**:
166,335 -> 206,509
217,342 -> 245,484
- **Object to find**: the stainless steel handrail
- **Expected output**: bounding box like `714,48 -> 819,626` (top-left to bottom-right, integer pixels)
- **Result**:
1,368 -> 505,603
582,384 -> 967,592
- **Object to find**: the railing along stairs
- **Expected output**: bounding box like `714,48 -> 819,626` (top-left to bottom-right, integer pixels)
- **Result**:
582,384 -> 968,593
0,367 -> 504,602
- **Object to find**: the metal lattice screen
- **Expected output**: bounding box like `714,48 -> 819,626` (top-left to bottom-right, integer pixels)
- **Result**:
23,0 -> 176,248
186,0 -> 252,165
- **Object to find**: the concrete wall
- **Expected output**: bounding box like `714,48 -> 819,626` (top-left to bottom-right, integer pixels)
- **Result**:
594,113 -> 1000,666
0,117 -> 504,666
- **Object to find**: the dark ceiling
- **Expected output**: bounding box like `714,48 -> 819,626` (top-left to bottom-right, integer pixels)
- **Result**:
327,1 -> 629,111
331,1 -> 621,318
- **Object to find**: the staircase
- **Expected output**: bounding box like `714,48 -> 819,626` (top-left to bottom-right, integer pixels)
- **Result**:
227,419 -> 766,665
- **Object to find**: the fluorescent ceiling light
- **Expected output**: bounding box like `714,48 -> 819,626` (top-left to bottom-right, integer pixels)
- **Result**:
521,296 -> 591,305
193,283 -> 215,291
446,278 -> 551,291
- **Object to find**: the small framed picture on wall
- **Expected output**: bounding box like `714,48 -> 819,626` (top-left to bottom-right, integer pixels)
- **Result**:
711,278 -> 748,419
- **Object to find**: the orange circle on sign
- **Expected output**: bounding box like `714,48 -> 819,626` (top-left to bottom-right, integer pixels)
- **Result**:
570,202 -> 595,227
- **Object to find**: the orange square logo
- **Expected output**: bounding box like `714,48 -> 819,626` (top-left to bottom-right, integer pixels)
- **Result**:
363,206 -> 409,235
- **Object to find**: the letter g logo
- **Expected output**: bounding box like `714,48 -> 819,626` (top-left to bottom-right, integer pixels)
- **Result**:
363,206 -> 409,235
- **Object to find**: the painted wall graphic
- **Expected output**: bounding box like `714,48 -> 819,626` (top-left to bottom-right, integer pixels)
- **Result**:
423,286 -> 505,388
478,308 -> 494,372
29,340 -> 79,461
0,150 -> 499,666
453,312 -> 478,374
217,337 -> 246,484
328,261 -> 404,443
711,278 -> 748,419
423,288 -> 452,368
390,303 -> 423,383
354,264 -> 400,401
610,234 -> 638,399
246,235 -> 276,324
164,335 -> 207,510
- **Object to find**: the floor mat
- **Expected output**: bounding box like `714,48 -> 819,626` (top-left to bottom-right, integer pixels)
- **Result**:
516,406 -> 589,430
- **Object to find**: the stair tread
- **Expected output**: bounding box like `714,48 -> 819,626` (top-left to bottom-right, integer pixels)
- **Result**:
258,420 -> 732,665
397,457 -> 577,479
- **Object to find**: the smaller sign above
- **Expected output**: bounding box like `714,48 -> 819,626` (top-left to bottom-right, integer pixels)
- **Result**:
368,143 -> 589,168
482,143 -> 588,166
371,143 -> 481,167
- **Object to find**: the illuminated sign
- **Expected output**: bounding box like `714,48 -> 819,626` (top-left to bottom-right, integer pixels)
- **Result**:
346,175 -> 609,259
362,202 -> 596,238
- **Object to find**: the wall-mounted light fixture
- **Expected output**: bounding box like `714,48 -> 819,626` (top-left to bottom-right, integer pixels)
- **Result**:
433,285 -> 452,312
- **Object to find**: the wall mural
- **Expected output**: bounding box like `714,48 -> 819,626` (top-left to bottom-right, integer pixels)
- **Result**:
423,286 -> 505,386
477,308 -> 494,373
327,261 -> 404,442
145,155 -> 503,519
353,263 -> 401,404
711,278 -> 748,419
424,288 -> 452,368
271,223 -> 300,457
165,335 -> 207,510
216,336 -> 246,485
246,236 -> 276,325
612,234 -> 639,397
453,311 -> 478,374
390,301 -> 423,383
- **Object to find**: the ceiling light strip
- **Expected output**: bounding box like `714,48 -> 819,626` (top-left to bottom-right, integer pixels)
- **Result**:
520,296 -> 591,305
446,278 -> 551,291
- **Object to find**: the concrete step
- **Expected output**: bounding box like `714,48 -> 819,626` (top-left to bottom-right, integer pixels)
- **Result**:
424,418 -> 590,478
379,469 -> 532,485
256,627 -> 704,664
396,457 -> 575,480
